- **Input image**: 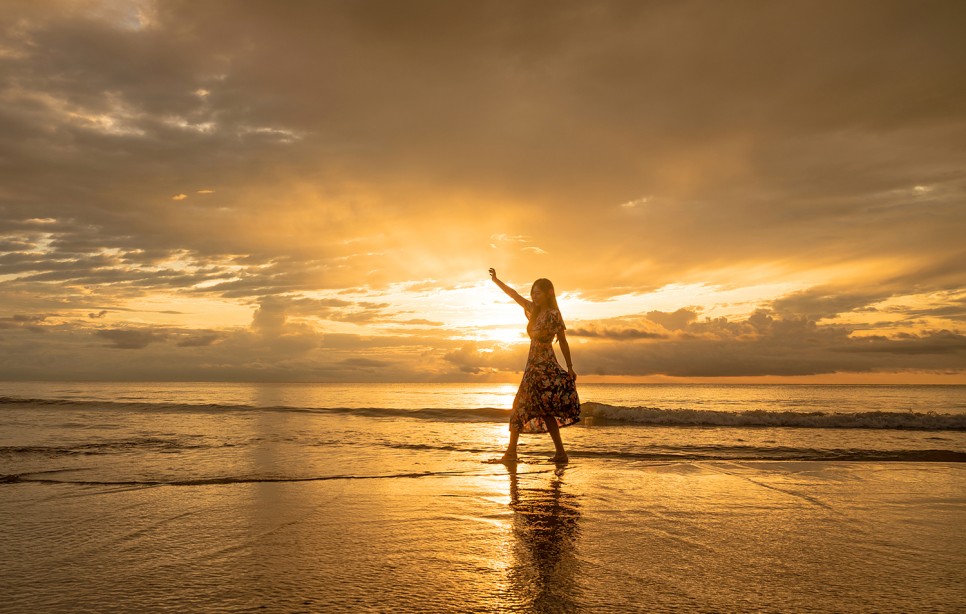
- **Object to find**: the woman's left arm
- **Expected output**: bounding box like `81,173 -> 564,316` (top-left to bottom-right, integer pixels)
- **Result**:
557,330 -> 576,381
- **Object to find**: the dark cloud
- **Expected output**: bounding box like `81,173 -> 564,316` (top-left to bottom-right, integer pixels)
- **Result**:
175,332 -> 223,347
0,298 -> 960,381
771,287 -> 894,320
0,1 -> 963,381
1,0 -> 963,297
569,328 -> 666,340
889,298 -> 966,322
567,309 -> 698,340
95,328 -> 167,349
0,314 -> 49,333
836,331 -> 966,356
9,314 -> 46,323
440,304 -> 966,378
248,296 -> 393,337
340,357 -> 390,368
570,314 -> 966,378
444,344 -> 485,374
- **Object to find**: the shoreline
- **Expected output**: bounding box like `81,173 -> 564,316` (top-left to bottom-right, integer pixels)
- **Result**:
3,459 -> 964,612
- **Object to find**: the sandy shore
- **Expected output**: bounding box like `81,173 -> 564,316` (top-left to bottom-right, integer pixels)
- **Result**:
3,458 -> 964,612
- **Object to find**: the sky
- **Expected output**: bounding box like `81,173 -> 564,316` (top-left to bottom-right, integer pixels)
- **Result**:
1,0 -> 965,383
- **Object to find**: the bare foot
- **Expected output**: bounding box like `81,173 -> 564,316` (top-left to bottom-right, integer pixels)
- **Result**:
550,453 -> 569,464
484,453 -> 517,465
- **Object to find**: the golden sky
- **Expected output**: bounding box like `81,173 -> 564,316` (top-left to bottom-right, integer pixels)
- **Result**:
1,0 -> 964,382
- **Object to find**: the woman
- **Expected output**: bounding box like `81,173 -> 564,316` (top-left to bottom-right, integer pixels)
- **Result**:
489,268 -> 580,464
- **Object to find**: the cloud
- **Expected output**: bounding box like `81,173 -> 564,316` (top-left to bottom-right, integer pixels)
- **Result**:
249,296 -> 392,333
444,344 -> 485,374
490,234 -> 529,244
898,298 -> 966,322
770,287 -> 892,320
0,292 -> 960,381
644,308 -> 698,331
2,2 -> 963,299
0,1 -> 963,381
95,328 -> 167,349
567,308 -> 966,378
251,299 -> 288,336
567,309 -> 698,339
175,332 -> 223,347
340,357 -> 390,368
619,197 -> 649,209
569,327 -> 665,340
444,342 -> 525,375
0,314 -> 49,333
835,331 -> 966,356
491,234 -> 548,257
393,318 -> 443,326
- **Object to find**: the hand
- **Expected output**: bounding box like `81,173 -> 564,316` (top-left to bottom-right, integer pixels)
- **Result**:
488,267 -> 497,282
568,368 -> 577,381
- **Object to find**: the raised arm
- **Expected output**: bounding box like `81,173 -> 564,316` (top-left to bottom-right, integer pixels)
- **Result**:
489,268 -> 530,311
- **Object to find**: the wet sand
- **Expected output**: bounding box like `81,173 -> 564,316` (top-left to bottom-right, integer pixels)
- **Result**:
3,459 -> 964,612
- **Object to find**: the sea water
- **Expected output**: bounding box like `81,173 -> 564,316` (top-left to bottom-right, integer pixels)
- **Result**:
2,382 -> 965,612
2,382 -> 965,482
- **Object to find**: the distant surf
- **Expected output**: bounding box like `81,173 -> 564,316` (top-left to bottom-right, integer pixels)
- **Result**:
581,402 -> 966,431
2,396 -> 965,431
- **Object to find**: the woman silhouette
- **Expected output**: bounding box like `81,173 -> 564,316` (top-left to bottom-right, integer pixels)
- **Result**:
489,268 -> 580,463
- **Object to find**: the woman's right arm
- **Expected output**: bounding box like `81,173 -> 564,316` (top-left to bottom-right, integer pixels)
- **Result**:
489,268 -> 530,311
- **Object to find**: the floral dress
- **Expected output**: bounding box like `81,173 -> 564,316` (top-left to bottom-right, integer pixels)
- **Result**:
510,302 -> 581,434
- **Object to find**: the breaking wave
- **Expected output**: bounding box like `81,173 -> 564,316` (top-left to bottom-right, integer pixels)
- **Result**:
2,396 -> 965,431
581,402 -> 966,431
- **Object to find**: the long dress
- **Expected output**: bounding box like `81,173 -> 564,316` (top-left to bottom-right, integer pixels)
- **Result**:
510,301 -> 581,434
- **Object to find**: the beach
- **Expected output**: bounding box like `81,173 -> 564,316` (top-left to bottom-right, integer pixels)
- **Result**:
4,460 -> 964,612
2,383 -> 965,612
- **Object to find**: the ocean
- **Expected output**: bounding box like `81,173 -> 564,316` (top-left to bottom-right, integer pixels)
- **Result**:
3,382 -> 965,611
3,382 -> 965,476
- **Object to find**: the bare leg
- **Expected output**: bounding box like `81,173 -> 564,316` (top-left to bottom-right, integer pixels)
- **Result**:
499,427 -> 520,464
545,418 -> 568,463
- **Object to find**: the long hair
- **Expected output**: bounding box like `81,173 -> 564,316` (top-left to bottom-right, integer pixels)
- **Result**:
530,278 -> 560,319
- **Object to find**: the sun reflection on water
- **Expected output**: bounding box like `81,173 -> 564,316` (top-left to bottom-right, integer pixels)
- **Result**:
500,464 -> 582,610
472,383 -> 518,410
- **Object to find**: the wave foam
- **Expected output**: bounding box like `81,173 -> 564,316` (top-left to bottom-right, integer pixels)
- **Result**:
3,396 -> 965,431
582,402 -> 966,431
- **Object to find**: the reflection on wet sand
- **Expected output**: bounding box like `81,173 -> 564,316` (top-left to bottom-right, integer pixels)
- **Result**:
507,466 -> 582,611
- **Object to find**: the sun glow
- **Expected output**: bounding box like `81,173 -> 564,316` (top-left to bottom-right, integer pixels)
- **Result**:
328,279 -> 531,343
1,3 -> 962,385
